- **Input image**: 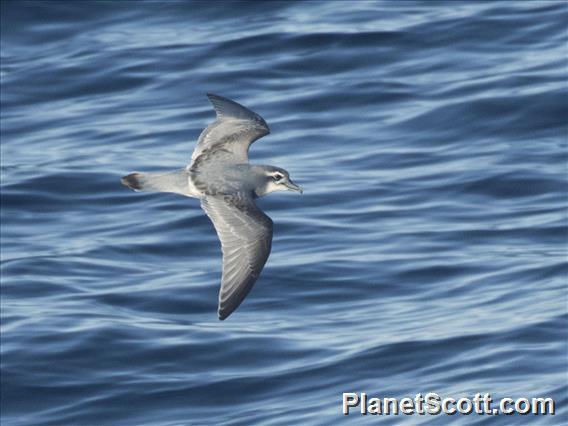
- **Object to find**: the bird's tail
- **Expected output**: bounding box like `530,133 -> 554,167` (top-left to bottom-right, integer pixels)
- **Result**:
121,169 -> 195,197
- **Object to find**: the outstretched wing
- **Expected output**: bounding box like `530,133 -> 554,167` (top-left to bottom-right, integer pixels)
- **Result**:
190,94 -> 270,169
200,193 -> 273,320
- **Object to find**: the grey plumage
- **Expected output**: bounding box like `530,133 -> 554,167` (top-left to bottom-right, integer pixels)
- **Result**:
122,93 -> 302,320
191,93 -> 270,166
121,169 -> 192,196
201,194 -> 272,320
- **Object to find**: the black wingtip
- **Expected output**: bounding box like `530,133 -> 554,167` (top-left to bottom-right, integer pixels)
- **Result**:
121,173 -> 142,191
206,92 -> 223,102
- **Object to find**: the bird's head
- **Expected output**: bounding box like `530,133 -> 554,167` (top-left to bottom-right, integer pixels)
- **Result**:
257,166 -> 302,196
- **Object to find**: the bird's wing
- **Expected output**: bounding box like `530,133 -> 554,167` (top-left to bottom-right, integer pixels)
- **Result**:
190,94 -> 270,169
200,192 -> 273,320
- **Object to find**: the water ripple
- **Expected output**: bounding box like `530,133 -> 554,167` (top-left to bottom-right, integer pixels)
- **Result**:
2,1 -> 567,425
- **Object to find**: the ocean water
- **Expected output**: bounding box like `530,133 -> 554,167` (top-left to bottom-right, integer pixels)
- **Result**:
1,1 -> 567,424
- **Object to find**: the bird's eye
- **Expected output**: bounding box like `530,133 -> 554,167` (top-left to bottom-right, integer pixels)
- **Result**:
273,173 -> 284,182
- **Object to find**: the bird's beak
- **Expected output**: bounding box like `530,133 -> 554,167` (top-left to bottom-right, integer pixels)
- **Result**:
285,180 -> 303,194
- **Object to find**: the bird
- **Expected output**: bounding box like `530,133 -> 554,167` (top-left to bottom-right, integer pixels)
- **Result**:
121,93 -> 302,320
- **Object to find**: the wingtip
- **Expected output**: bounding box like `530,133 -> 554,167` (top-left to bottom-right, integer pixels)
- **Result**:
205,93 -> 268,131
206,92 -> 223,101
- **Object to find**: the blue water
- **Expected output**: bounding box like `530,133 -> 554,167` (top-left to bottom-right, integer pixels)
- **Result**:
1,1 -> 567,424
